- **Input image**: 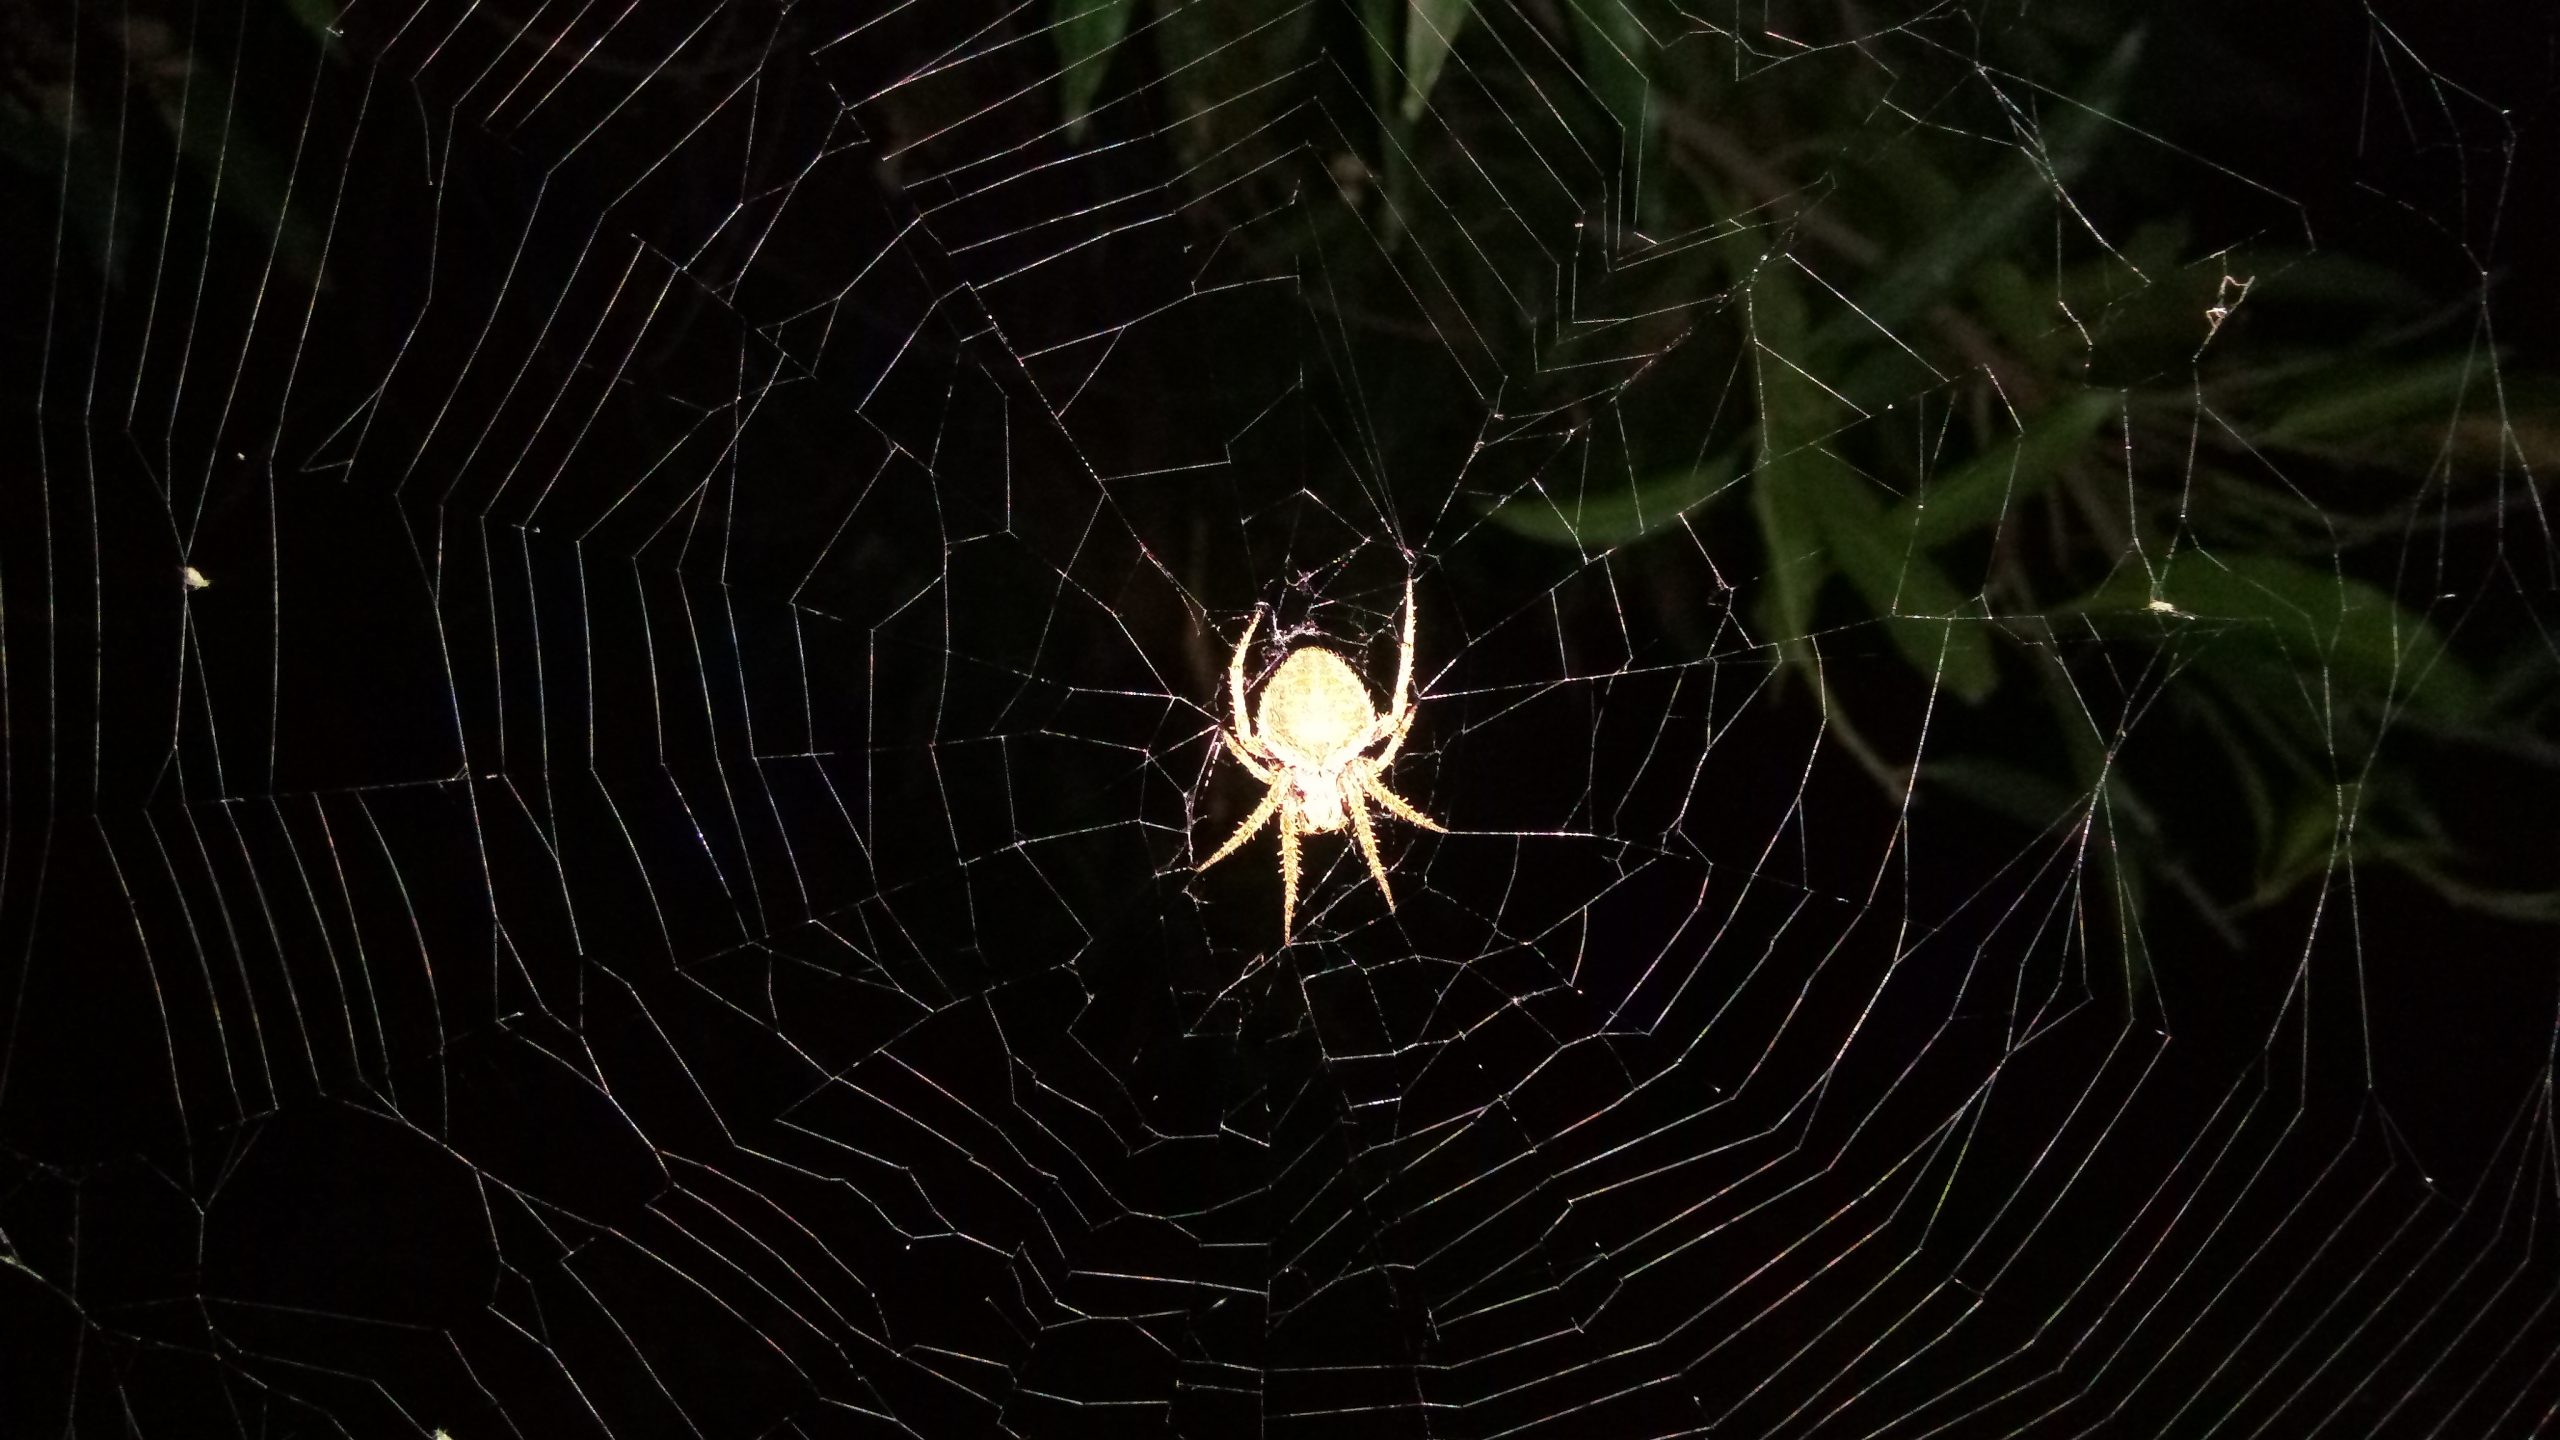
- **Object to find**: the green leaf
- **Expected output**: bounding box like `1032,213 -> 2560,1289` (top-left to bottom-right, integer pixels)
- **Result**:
2177,688 -> 2277,855
1894,389 -> 2116,549
1358,0 -> 1402,111
1969,260 -> 2055,358
1751,460 -> 1830,665
1053,0 -> 1138,138
2073,552 -> 2486,723
2258,353 -> 2489,450
1403,0 -> 1476,123
2033,648 -> 2111,793
1812,27 -> 2142,360
1566,2 -> 1648,133
283,0 -> 342,43
1485,450 -> 1740,548
1565,0 -> 1654,223
2252,253 -> 2433,317
1865,145 -> 1959,235
2255,363 -> 2559,478
1748,262 -> 1996,699
2256,784 -> 2350,898
2459,375 -> 2560,472
2030,655 -> 2171,980
1157,4 -> 1316,185
1926,755 -> 2082,832
2117,219 -> 2191,279
1747,260 -> 1835,654
1823,487 -> 1998,702
2376,847 -> 2560,924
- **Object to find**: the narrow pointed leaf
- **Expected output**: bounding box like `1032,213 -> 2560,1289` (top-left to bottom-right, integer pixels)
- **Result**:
1749,262 -> 1997,699
1813,28 -> 2141,358
1403,0 -> 1476,122
2259,354 -> 2489,449
1747,263 -> 1835,652
1054,0 -> 1139,137
1894,389 -> 2116,548
1566,0 -> 1655,223
1824,491 -> 1999,702
1566,1 -> 1649,134
1486,451 -> 1740,548
1358,0 -> 1402,111
2073,552 -> 2485,721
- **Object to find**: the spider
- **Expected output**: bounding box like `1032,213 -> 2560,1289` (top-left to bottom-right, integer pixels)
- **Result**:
1197,581 -> 1446,940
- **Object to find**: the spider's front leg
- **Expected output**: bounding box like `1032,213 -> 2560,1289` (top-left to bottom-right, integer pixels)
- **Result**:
1375,577 -> 1421,767
1221,729 -> 1275,781
1227,606 -> 1263,755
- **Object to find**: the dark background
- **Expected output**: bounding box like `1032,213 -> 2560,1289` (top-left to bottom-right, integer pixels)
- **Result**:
3,1 -> 2556,1436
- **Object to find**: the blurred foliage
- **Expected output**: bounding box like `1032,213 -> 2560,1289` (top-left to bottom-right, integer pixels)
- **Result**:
4,0 -> 2547,963
1,6 -> 333,292
1049,0 -> 2560,958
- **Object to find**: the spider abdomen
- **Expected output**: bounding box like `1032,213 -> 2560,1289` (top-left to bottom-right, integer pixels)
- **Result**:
1258,648 -> 1379,758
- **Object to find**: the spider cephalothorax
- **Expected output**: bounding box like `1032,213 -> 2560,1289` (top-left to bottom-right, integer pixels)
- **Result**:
1197,581 -> 1445,940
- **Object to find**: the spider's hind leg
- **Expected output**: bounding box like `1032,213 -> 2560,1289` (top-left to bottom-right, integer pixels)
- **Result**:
1366,775 -> 1446,833
1348,795 -> 1395,914
1280,805 -> 1301,942
1222,729 -> 1276,781
1200,782 -> 1283,874
1226,607 -> 1263,751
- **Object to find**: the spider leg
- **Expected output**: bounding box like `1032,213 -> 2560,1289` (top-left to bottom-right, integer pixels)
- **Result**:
1364,772 -> 1446,833
1227,606 -> 1262,752
1348,790 -> 1396,913
1371,701 -> 1416,768
1390,577 -> 1416,719
1279,796 -> 1301,943
1199,779 -> 1284,874
1372,578 -> 1421,767
1221,728 -> 1276,781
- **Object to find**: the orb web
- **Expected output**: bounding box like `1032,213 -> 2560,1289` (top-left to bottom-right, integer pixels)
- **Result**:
3,2 -> 2556,1437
